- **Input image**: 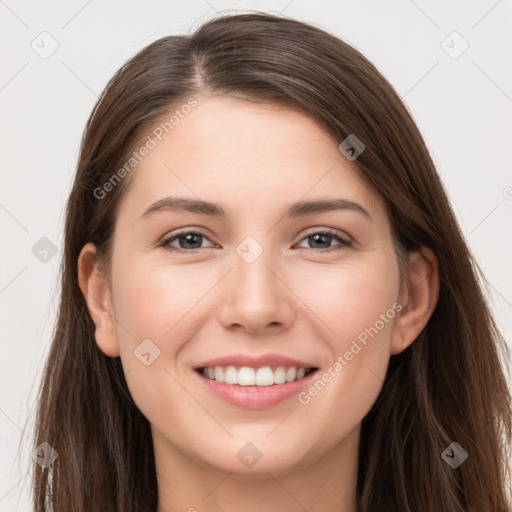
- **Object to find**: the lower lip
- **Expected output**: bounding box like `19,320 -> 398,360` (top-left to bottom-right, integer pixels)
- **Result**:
195,370 -> 318,409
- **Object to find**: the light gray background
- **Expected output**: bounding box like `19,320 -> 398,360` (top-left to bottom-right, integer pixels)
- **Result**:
1,1 -> 511,510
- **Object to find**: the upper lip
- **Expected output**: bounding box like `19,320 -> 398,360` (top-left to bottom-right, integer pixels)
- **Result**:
194,354 -> 318,369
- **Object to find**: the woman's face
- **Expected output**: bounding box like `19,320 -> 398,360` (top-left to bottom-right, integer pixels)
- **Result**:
89,95 -> 407,476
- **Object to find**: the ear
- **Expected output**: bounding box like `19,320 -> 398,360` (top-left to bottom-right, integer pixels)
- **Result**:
77,242 -> 120,357
391,247 -> 439,355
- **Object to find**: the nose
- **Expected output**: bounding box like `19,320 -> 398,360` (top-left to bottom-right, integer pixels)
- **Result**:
216,245 -> 295,335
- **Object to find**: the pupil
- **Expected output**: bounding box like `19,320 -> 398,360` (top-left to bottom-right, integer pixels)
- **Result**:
180,233 -> 201,249
310,233 -> 330,248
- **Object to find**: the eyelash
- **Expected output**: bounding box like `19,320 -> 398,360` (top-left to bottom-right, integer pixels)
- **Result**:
158,228 -> 353,254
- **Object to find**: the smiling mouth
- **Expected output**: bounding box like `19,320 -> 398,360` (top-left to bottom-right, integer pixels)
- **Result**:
195,366 -> 318,387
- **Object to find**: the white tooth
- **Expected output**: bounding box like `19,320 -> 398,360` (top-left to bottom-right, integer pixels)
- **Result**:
224,366 -> 238,384
295,368 -> 306,380
206,365 -> 309,386
238,367 -> 256,386
273,366 -> 286,384
286,367 -> 297,382
255,366 -> 274,386
214,366 -> 224,382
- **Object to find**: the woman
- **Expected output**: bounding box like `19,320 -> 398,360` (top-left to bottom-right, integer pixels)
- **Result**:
30,12 -> 512,512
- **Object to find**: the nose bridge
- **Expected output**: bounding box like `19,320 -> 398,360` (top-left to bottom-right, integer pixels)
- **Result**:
233,233 -> 281,302
216,233 -> 293,332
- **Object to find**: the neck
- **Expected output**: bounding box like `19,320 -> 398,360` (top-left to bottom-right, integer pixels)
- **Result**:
154,424 -> 360,512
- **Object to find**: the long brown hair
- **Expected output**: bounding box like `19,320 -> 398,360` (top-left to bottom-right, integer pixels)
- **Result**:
27,12 -> 511,511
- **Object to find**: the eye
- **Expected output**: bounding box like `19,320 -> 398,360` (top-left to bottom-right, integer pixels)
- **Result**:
159,230 -> 215,252
296,229 -> 352,254
159,228 -> 352,254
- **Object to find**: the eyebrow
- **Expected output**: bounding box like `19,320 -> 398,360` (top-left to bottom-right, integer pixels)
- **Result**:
139,196 -> 372,221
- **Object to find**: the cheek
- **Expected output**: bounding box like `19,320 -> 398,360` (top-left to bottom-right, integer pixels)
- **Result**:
111,255 -> 206,348
110,258 -> 209,428
295,256 -> 400,353
290,258 -> 400,440
109,254 -> 221,407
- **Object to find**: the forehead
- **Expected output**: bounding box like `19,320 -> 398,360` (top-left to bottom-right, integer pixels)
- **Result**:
118,95 -> 384,223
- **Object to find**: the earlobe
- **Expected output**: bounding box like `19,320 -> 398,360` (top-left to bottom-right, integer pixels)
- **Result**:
77,242 -> 120,357
391,247 -> 440,355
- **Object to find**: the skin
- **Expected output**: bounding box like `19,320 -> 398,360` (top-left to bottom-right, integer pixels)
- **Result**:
78,95 -> 439,512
